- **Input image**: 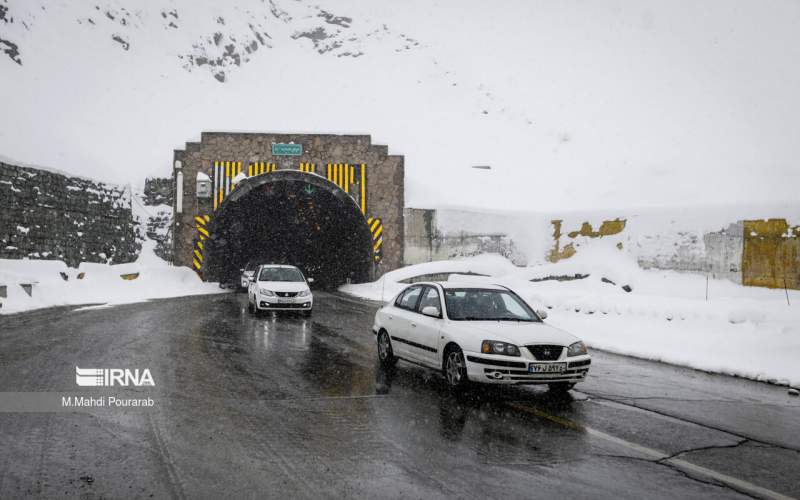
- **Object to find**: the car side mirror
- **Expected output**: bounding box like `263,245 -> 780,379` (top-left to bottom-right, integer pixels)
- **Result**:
307,277 -> 314,283
421,306 -> 440,318
536,309 -> 548,320
239,268 -> 244,273
249,276 -> 256,282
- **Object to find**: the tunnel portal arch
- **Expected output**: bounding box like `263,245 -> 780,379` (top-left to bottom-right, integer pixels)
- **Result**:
171,132 -> 405,286
203,170 -> 373,288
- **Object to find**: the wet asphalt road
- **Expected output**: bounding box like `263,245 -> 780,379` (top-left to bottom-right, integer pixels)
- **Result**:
0,292 -> 798,499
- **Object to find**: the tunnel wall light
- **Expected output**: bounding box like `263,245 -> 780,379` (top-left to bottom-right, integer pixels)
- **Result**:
176,171 -> 184,214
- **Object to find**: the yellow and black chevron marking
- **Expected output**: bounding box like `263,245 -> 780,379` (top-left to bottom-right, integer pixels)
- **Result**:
327,163 -> 367,214
248,161 -> 277,177
212,161 -> 244,210
192,214 -> 211,276
299,162 -> 316,173
367,216 -> 383,263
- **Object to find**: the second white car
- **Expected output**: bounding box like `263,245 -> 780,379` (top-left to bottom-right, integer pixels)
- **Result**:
372,282 -> 590,392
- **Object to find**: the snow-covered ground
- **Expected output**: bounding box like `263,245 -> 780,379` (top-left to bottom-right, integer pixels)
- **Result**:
341,249 -> 800,388
0,239 -> 223,314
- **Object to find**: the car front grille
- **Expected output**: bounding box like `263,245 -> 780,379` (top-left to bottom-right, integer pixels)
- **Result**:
259,302 -> 309,309
275,291 -> 298,298
526,345 -> 564,361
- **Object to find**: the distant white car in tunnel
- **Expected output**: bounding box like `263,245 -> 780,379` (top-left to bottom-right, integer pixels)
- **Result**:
239,259 -> 262,290
372,282 -> 591,393
247,265 -> 314,316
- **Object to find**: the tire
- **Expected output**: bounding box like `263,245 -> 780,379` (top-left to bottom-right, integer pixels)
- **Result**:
377,330 -> 398,367
548,382 -> 575,393
247,297 -> 254,314
443,345 -> 469,390
303,309 -> 312,318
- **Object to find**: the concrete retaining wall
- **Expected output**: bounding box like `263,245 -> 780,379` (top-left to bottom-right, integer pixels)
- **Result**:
403,206 -> 799,288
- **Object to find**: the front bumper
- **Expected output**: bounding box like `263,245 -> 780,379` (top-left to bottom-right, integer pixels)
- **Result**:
464,352 -> 591,385
256,296 -> 313,311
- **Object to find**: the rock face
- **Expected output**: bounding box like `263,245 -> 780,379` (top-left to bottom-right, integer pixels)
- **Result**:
0,160 -> 140,267
142,178 -> 173,261
143,177 -> 173,206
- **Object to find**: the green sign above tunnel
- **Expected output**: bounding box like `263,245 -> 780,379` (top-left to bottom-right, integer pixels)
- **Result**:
272,143 -> 303,156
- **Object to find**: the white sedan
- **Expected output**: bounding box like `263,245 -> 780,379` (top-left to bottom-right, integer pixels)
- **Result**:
372,282 -> 590,392
247,265 -> 314,316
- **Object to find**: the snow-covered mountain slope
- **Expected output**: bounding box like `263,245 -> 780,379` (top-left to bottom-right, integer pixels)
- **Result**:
1,0 -> 799,212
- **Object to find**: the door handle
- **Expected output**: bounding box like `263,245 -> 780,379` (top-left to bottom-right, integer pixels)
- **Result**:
411,322 -> 417,327
388,315 -> 393,320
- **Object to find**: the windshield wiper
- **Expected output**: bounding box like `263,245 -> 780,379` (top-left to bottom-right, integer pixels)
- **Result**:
488,317 -> 533,322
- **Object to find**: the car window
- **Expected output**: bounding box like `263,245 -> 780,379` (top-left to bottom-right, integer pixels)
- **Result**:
417,286 -> 441,315
258,267 -> 305,282
443,289 -> 540,321
397,286 -> 422,310
500,293 -> 529,318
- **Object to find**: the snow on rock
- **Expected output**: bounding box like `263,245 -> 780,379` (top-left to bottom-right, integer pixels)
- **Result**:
2,1 -> 799,211
0,239 -> 223,315
0,191 -> 220,315
342,250 -> 800,387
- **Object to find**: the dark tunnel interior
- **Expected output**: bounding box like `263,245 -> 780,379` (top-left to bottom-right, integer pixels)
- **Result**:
204,178 -> 374,289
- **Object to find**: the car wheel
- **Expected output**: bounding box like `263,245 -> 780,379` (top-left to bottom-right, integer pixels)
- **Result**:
443,345 -> 468,390
548,382 -> 575,393
247,297 -> 254,314
377,330 -> 398,367
303,309 -> 312,318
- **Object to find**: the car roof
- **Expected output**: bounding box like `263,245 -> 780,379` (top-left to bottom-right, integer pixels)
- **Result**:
258,264 -> 299,269
407,281 -> 506,291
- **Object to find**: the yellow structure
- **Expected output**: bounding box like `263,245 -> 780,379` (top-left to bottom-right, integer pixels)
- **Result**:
548,218 -> 627,263
743,219 -> 800,289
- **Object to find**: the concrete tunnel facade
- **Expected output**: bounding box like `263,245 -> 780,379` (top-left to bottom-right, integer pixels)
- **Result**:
171,133 -> 404,288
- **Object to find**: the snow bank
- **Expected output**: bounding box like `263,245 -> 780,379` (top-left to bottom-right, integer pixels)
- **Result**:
0,240 -> 223,314
341,251 -> 800,387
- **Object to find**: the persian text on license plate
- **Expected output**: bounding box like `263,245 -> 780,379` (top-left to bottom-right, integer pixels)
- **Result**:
529,363 -> 566,373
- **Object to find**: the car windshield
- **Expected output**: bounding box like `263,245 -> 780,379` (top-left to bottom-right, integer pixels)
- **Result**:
244,261 -> 260,272
258,267 -> 305,282
443,289 -> 541,322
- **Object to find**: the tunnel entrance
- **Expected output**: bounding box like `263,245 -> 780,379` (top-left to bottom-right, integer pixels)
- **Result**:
203,171 -> 373,289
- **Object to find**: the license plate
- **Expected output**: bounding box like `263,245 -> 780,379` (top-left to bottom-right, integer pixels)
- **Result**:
529,363 -> 566,373
276,297 -> 292,303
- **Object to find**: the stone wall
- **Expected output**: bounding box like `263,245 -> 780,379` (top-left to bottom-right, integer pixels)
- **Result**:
142,177 -> 173,260
143,177 -> 173,206
0,160 -> 140,267
172,132 -> 404,277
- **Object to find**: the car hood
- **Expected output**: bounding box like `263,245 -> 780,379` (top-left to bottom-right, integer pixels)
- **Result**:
450,321 -> 580,346
257,281 -> 309,293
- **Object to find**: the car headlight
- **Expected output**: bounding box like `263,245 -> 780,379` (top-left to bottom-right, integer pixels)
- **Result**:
259,289 -> 275,297
297,289 -> 311,297
481,340 -> 521,357
567,341 -> 588,357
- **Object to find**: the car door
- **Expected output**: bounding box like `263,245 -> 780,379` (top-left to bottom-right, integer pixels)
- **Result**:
405,285 -> 444,367
388,285 -> 423,360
